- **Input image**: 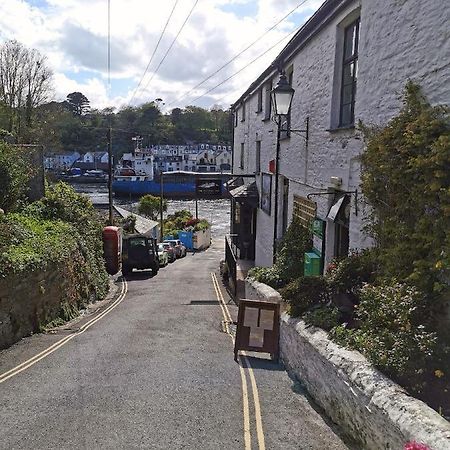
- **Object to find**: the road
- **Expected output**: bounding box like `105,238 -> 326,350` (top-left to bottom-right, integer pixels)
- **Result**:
0,239 -> 350,449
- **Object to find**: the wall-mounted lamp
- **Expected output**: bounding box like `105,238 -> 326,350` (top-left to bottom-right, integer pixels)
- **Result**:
271,71 -> 309,263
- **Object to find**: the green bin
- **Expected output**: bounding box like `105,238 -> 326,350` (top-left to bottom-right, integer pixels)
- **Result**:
304,252 -> 321,276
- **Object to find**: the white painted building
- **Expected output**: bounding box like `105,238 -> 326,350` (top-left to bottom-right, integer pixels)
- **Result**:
44,151 -> 81,170
230,0 -> 449,269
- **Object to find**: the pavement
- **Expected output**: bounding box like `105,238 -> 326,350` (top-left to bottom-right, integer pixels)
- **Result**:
0,238 -> 352,450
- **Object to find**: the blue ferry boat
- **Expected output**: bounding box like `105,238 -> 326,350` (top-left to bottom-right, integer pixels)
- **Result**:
112,170 -> 230,198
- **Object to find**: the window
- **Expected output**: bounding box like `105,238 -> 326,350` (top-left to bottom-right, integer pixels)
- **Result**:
234,112 -> 238,127
240,143 -> 244,169
339,18 -> 360,126
241,102 -> 246,122
255,141 -> 261,174
264,80 -> 272,120
256,88 -> 263,113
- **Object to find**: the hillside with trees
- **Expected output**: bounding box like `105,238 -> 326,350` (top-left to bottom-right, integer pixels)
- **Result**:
0,39 -> 232,160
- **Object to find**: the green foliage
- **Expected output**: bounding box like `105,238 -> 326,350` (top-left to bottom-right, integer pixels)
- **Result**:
326,249 -> 378,296
163,209 -> 210,237
0,142 -> 35,212
275,217 -> 313,282
247,266 -> 283,289
360,81 -> 450,296
330,282 -> 437,386
138,194 -> 166,220
304,306 -> 340,331
0,213 -> 73,276
20,182 -> 109,300
280,276 -> 329,317
248,217 -> 312,288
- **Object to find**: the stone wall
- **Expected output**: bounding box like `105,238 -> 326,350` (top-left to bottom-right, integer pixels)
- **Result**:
245,277 -> 282,303
280,314 -> 450,450
0,256 -> 84,349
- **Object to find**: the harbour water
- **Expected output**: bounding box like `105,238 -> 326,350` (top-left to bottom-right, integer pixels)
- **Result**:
73,184 -> 231,240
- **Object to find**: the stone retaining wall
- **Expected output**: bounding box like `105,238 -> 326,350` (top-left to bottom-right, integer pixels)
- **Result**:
245,278 -> 450,450
0,255 -> 86,349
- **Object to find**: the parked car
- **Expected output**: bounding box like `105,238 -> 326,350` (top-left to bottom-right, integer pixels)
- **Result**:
161,242 -> 176,263
163,239 -> 187,258
122,234 -> 159,275
157,243 -> 169,267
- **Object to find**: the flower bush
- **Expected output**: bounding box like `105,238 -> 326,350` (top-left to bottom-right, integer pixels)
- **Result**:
330,282 -> 437,385
280,276 -> 329,317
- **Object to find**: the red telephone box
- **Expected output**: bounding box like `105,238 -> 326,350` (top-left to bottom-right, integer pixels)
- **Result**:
103,226 -> 122,275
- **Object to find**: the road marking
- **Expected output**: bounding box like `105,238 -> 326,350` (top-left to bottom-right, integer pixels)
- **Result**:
0,278 -> 128,384
211,272 -> 266,450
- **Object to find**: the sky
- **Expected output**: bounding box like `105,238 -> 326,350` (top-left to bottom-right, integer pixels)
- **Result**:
0,0 -> 325,112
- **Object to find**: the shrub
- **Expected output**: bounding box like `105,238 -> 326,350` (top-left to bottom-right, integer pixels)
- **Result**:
304,306 -> 340,331
326,249 -> 378,296
20,183 -> 109,300
247,266 -> 283,289
280,276 -> 329,317
138,194 -> 166,220
360,81 -> 450,297
248,217 -> 313,289
330,281 -> 437,385
275,217 -> 313,283
0,142 -> 35,212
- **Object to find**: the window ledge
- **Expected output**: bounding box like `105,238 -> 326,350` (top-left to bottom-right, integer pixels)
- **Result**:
326,124 -> 356,133
262,117 -> 271,122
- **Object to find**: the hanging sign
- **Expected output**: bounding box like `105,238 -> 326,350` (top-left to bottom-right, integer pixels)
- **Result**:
234,299 -> 280,362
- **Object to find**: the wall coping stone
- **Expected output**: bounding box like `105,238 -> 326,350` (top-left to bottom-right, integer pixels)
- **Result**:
281,313 -> 450,450
245,277 -> 282,303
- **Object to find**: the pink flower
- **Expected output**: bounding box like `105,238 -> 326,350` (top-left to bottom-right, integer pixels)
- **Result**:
404,442 -> 430,450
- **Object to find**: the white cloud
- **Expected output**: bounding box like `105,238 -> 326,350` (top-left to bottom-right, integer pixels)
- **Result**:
0,0 -> 325,110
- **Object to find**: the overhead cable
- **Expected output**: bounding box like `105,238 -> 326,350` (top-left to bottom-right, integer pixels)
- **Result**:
140,0 -> 199,96
128,0 -> 179,106
188,28 -> 298,107
166,0 -> 311,108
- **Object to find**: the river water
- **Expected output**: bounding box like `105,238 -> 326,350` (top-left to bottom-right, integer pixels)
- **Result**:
73,184 -> 231,240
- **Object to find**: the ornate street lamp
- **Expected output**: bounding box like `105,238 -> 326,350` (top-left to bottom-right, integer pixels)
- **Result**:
271,72 -> 294,263
271,73 -> 295,117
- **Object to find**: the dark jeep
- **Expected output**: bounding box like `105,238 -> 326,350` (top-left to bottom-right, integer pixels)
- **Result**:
122,234 -> 159,276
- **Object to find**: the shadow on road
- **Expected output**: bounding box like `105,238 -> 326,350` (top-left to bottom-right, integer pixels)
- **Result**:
123,270 -> 156,281
242,355 -> 284,372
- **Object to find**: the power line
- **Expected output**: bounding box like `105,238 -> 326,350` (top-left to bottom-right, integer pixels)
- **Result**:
166,0 -> 311,108
188,28 -> 297,107
140,0 -> 199,98
128,0 -> 179,106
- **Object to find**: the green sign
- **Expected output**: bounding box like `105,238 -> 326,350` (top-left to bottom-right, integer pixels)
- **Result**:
312,219 -> 324,238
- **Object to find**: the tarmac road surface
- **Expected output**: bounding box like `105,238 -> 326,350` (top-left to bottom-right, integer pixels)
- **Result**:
0,239 -> 351,449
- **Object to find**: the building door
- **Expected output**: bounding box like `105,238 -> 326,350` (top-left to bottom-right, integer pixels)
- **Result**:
333,196 -> 350,258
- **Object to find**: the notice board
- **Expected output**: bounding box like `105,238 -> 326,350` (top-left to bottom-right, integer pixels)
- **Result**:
234,299 -> 280,362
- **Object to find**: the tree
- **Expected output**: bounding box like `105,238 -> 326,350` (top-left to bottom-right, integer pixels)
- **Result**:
138,194 -> 166,220
0,142 -> 35,212
0,40 -> 53,138
66,92 -> 90,116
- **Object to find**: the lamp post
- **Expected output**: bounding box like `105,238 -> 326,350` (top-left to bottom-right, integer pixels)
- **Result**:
271,72 -> 295,263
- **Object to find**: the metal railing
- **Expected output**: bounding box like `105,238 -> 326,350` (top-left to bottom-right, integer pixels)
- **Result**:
225,235 -> 238,298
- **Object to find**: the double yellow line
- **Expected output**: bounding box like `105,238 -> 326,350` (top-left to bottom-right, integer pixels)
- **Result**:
211,272 -> 266,450
0,278 -> 128,384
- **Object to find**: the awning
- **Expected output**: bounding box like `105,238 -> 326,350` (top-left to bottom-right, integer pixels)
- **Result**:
229,181 -> 259,208
327,195 -> 346,221
225,176 -> 244,190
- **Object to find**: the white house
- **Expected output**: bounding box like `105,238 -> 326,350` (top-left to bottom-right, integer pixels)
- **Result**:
44,151 -> 80,170
230,0 -> 449,269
